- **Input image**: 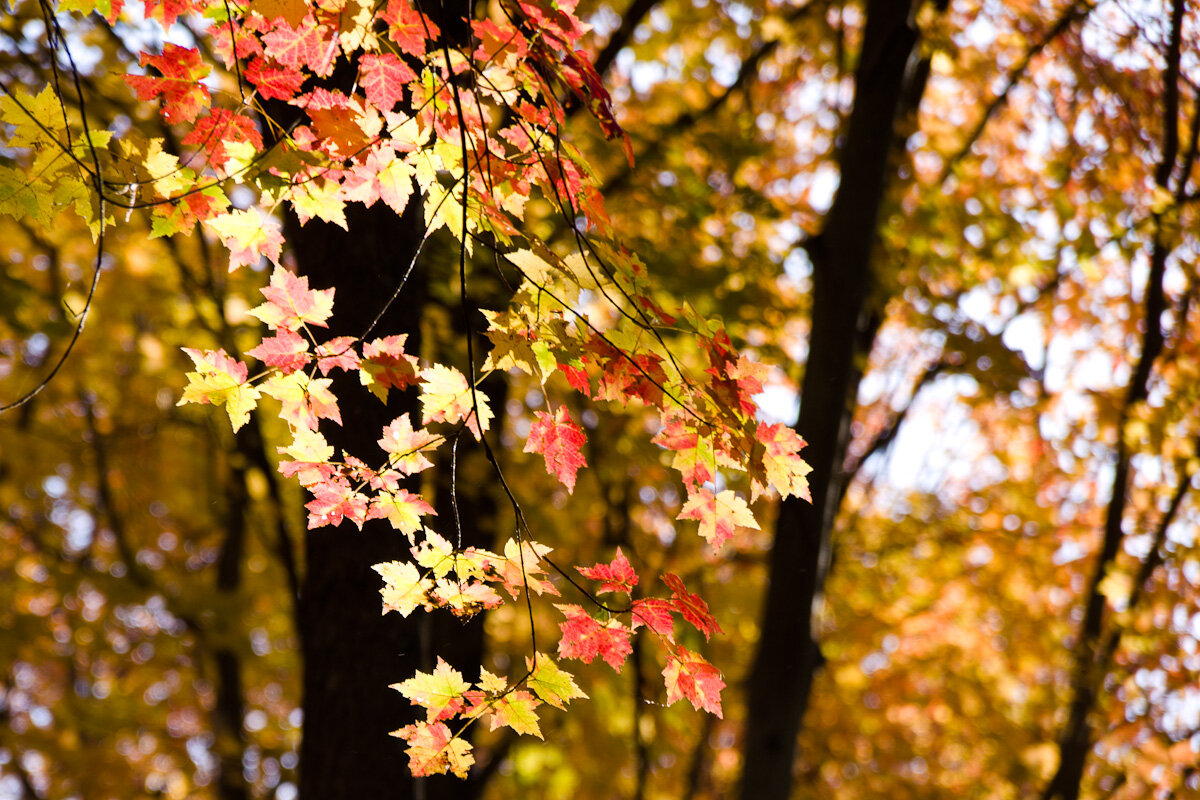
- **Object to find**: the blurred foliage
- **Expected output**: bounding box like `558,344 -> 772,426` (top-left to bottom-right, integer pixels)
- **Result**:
3,0 -> 1200,799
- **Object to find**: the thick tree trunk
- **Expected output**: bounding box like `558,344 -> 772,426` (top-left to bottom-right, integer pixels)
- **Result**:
290,200 -> 433,800
288,167 -> 499,800
738,3 -> 923,798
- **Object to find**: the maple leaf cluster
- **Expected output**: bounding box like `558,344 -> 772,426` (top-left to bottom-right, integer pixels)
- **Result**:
0,0 -> 815,780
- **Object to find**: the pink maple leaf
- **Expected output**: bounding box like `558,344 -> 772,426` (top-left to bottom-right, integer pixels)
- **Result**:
305,478 -> 369,529
249,267 -> 334,331
359,53 -> 416,111
248,329 -> 311,373
663,645 -> 724,717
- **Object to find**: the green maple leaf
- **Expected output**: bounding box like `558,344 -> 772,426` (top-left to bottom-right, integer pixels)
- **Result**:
490,690 -> 542,738
526,654 -> 588,710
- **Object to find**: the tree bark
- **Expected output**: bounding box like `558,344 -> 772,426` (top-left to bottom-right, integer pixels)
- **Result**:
290,199 -> 433,800
738,2 -> 924,798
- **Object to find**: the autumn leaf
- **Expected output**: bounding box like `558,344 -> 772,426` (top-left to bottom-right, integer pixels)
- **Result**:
125,44 -> 211,124
205,209 -> 285,271
289,178 -> 348,228
524,406 -> 587,492
577,547 -> 638,594
392,658 -> 471,722
248,267 -> 335,331
262,17 -> 333,75
378,413 -> 441,474
526,654 -> 588,710
756,422 -> 812,501
277,427 -> 337,487
304,477 -> 368,529
487,689 -> 543,738
662,645 -> 725,717
244,57 -> 305,101
250,0 -> 309,28
359,53 -> 416,110
247,329 -> 311,373
391,721 -> 473,778
662,573 -> 722,640
497,539 -> 558,598
383,0 -> 437,58
555,604 -> 632,670
368,488 -> 435,535
431,578 -> 503,618
142,0 -> 193,27
630,597 -> 675,638
177,348 -> 261,432
420,364 -> 494,440
374,560 -> 434,617
677,488 -> 760,550
261,371 -> 341,430
360,335 -> 420,401
413,530 -> 456,578
653,416 -> 715,488
181,109 -> 263,172
314,336 -> 361,374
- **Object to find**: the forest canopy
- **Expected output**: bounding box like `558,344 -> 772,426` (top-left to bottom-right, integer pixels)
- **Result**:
2,1 -> 1200,800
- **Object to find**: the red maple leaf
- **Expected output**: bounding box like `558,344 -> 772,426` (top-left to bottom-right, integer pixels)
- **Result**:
305,478 -> 369,529
524,407 -> 587,493
211,22 -> 264,67
383,0 -> 438,58
143,0 -> 195,28
262,17 -> 331,75
471,18 -> 527,62
296,87 -> 372,157
630,597 -> 675,638
182,109 -> 263,171
557,361 -> 590,394
589,338 -> 666,406
359,53 -> 416,111
125,44 -> 211,124
560,49 -> 632,164
576,547 -> 637,595
392,721 -> 473,778
244,57 -> 304,101
555,604 -> 632,670
755,422 -> 812,501
677,487 -> 759,551
662,573 -> 722,640
706,353 -> 769,418
248,329 -> 311,373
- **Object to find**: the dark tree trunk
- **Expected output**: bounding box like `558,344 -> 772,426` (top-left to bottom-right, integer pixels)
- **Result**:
267,0 -> 501,794
738,2 -> 926,798
289,202 -> 502,800
290,200 -> 433,800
